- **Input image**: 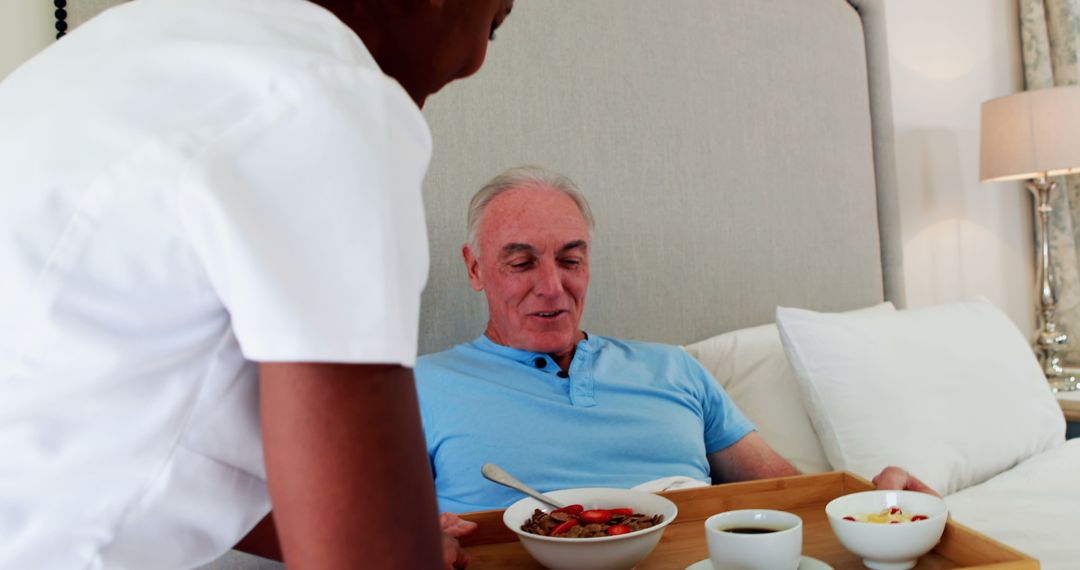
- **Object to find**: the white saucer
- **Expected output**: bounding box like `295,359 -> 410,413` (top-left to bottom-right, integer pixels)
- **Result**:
685,555 -> 833,570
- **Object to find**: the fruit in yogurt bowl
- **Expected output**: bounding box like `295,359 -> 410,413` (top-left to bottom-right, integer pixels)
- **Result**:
825,490 -> 948,570
843,506 -> 930,524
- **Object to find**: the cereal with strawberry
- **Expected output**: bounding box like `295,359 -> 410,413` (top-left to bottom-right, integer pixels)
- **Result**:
521,504 -> 664,538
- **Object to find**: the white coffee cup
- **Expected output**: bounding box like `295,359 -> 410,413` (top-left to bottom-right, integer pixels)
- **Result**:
704,509 -> 802,570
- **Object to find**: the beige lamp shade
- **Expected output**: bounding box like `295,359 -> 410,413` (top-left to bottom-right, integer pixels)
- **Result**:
980,85 -> 1080,182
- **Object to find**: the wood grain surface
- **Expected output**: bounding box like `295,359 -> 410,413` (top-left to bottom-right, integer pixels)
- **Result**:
457,472 -> 1038,570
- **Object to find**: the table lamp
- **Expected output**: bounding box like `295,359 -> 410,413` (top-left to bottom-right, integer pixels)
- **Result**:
980,85 -> 1080,392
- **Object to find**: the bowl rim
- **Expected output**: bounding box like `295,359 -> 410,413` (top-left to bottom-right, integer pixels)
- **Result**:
824,489 -> 949,525
503,487 -> 679,544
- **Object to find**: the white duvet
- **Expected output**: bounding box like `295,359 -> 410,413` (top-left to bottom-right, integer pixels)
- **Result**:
945,438 -> 1080,570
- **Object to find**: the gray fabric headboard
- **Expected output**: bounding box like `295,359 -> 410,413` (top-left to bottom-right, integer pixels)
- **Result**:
418,0 -> 905,355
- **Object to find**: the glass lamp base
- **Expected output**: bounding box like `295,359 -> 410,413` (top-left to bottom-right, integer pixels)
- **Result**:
1048,375 -> 1080,392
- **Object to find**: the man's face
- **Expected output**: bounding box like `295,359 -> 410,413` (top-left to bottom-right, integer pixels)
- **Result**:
415,0 -> 515,105
340,0 -> 514,107
464,186 -> 590,355
443,0 -> 514,79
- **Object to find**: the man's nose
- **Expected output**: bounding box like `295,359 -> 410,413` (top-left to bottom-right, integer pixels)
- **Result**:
532,261 -> 564,296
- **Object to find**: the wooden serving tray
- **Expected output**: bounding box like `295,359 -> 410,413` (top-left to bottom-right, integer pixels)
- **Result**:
458,472 -> 1037,569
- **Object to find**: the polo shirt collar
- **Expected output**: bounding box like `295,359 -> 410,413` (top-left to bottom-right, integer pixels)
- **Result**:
470,333 -> 598,369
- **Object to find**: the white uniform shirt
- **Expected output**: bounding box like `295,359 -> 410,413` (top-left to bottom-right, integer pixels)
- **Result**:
0,0 -> 431,567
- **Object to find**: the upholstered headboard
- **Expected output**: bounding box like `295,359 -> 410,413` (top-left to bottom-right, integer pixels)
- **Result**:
418,0 -> 904,354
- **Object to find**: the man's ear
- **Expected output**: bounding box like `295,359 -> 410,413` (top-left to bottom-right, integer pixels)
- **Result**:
462,244 -> 484,291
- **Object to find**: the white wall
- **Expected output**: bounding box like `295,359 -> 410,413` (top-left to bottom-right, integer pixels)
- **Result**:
0,1 -> 1035,331
0,1 -> 52,80
884,0 -> 1035,332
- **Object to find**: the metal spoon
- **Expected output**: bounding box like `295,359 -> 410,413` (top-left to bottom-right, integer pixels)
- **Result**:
481,463 -> 566,510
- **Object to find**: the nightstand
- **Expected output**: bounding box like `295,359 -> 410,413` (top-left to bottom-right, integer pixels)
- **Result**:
1058,391 -> 1080,439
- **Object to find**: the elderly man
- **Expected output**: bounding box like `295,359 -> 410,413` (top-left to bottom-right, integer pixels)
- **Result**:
416,165 -> 934,516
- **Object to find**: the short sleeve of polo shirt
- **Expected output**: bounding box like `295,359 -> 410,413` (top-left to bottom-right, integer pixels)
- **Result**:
174,64 -> 431,365
683,349 -> 755,454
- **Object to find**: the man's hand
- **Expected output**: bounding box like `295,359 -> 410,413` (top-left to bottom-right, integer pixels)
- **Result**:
441,512 -> 477,569
872,466 -> 940,496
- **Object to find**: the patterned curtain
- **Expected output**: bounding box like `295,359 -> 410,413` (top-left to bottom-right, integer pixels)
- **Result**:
1020,0 -> 1080,360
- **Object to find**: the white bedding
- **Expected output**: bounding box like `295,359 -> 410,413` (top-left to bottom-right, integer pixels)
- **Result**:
945,438 -> 1080,570
688,301 -> 1079,570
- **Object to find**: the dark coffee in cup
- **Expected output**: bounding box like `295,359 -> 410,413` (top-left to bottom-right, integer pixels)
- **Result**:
722,526 -> 781,534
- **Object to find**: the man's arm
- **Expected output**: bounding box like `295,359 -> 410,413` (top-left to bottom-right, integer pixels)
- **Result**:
706,432 -> 800,484
706,433 -> 940,498
259,362 -> 442,569
234,510 -> 477,569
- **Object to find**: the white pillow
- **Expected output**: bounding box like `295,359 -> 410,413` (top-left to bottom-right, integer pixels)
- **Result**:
776,298 -> 1065,496
684,302 -> 894,474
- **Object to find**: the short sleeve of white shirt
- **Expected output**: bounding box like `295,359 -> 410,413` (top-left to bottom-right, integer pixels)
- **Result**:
174,64 -> 431,366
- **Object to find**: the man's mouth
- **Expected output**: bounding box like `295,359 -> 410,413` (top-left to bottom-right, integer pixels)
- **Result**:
531,310 -> 565,319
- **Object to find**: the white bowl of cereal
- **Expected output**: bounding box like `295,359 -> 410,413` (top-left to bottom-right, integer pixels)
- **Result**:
502,487 -> 678,570
825,490 -> 948,570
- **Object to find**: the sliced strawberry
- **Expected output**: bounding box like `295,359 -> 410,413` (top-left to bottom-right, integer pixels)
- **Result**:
608,508 -> 634,516
579,509 -> 613,524
843,516 -> 856,521
552,504 -> 584,516
889,507 -> 902,515
606,524 -> 632,535
550,519 -> 578,536
911,515 -> 928,522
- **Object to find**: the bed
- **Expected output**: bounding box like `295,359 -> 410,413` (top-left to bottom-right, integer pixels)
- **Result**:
206,0 -> 1080,568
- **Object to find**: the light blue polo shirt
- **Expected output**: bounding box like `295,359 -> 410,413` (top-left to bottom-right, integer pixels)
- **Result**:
415,334 -> 755,513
